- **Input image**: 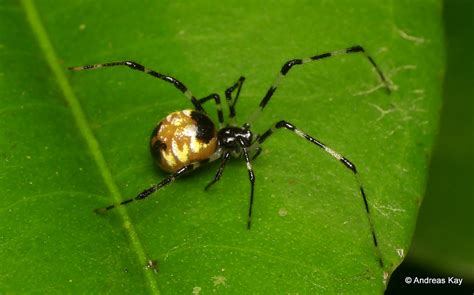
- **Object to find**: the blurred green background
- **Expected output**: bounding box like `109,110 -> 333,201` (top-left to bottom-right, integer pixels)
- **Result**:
386,0 -> 473,293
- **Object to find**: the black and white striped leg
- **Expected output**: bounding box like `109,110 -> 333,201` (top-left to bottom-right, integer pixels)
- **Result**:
198,93 -> 225,128
245,45 -> 391,128
94,161 -> 202,214
238,139 -> 256,230
204,152 -> 231,191
257,120 -> 384,268
247,136 -> 263,160
225,76 -> 246,125
251,147 -> 263,160
68,61 -> 205,112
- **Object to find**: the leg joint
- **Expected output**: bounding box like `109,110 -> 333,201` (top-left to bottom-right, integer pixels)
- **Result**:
212,94 -> 221,103
275,120 -> 293,130
346,45 -> 364,53
125,61 -> 144,71
340,157 -> 357,173
281,59 -> 303,75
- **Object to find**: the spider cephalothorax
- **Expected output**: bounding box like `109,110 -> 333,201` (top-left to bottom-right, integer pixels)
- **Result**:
217,127 -> 253,150
69,45 -> 390,268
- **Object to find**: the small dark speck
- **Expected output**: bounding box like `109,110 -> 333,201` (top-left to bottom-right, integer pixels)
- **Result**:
146,259 -> 159,273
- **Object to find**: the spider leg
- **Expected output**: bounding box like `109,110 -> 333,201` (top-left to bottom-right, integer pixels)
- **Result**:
224,76 -> 246,125
238,139 -> 256,230
94,160 -> 205,214
204,152 -> 231,191
68,61 -> 205,112
245,45 -> 391,128
251,147 -> 263,160
198,93 -> 224,128
256,120 -> 384,268
249,134 -> 264,160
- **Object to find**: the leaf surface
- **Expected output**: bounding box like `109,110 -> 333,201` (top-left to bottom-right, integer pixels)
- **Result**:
0,0 -> 443,293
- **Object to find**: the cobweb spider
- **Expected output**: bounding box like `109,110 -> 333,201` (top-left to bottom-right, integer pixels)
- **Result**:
69,45 -> 390,268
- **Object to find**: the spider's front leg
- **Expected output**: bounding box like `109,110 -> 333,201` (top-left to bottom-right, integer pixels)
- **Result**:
245,45 -> 391,128
255,120 -> 384,268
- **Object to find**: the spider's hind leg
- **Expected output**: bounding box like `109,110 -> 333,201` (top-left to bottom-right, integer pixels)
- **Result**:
68,61 -> 205,111
94,160 -> 206,214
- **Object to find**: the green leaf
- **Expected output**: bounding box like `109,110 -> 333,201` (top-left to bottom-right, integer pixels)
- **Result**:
0,0 -> 443,293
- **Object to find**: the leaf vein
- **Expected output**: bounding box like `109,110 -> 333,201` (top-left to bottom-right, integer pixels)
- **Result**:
19,1 -> 160,293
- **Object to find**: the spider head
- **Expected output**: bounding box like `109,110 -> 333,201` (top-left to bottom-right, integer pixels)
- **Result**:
217,127 -> 253,151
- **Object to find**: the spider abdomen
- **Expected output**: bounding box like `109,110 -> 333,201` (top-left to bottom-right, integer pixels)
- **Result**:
150,110 -> 217,173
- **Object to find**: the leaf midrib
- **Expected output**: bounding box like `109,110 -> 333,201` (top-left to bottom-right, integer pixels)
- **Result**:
20,0 -> 160,293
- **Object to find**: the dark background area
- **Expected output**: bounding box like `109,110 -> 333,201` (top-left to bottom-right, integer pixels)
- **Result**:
386,0 -> 473,294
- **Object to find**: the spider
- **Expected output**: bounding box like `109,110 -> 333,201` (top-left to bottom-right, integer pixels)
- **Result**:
69,45 -> 390,267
